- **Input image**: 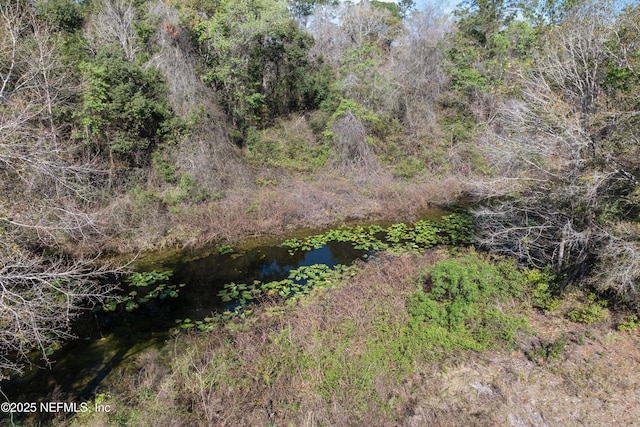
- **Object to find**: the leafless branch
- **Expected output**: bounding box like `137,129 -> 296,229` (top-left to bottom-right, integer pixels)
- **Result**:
0,249 -> 123,377
84,0 -> 139,61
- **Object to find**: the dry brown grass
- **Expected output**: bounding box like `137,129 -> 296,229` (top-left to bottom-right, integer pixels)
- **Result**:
398,326 -> 640,427
189,174 -> 459,249
96,171 -> 463,253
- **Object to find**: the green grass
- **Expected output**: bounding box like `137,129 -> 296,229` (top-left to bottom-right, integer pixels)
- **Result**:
405,252 -> 528,355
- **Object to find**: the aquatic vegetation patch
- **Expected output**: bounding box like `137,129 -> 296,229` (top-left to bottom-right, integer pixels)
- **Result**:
177,264 -> 357,330
218,264 -> 356,305
102,270 -> 185,312
215,244 -> 234,255
174,316 -> 219,332
281,213 -> 474,255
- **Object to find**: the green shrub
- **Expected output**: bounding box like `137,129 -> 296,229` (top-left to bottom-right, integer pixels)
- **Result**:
392,158 -> 424,178
36,0 -> 84,32
406,251 -> 527,353
246,121 -> 330,172
527,267 -> 562,312
567,294 -> 609,324
152,152 -> 177,183
617,315 -> 640,331
162,174 -> 209,208
526,338 -> 567,363
76,47 -> 172,165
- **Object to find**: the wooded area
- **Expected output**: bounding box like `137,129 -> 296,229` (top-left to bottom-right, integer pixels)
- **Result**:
1,0 -> 639,380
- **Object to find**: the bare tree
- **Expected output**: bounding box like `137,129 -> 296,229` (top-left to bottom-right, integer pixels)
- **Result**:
1,1 -> 106,243
0,245 -> 120,377
471,3 -> 639,288
591,224 -> 640,305
340,0 -> 395,50
526,5 -> 612,156
85,0 -> 139,61
0,1 -> 124,378
308,1 -> 396,108
385,8 -> 451,133
472,173 -> 615,275
308,4 -> 344,68
0,1 -> 41,145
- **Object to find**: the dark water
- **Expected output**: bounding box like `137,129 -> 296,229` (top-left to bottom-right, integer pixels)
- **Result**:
0,238 -> 366,416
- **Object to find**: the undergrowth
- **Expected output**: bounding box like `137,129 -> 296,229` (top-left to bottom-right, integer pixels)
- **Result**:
70,249 -> 551,426
405,252 -> 528,355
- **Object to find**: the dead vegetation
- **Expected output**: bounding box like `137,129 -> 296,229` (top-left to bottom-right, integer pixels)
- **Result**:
147,1 -> 251,194
97,172 -> 463,253
330,110 -> 382,180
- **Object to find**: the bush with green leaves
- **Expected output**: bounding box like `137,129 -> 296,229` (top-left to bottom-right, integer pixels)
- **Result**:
527,267 -> 562,312
526,338 -> 567,363
76,47 -> 172,165
567,294 -> 609,324
185,0 -> 329,129
617,315 -> 640,331
36,0 -> 84,33
406,251 -> 527,353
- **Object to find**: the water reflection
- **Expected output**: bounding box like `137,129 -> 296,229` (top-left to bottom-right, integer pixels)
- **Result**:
0,239 -> 365,411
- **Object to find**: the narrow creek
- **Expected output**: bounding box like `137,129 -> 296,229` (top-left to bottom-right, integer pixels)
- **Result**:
0,225 -> 378,412
0,207 -> 467,422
